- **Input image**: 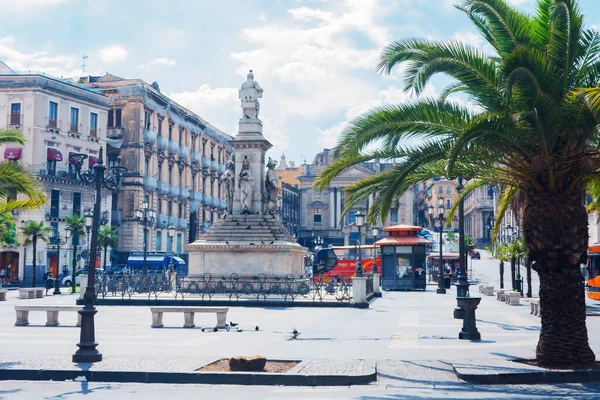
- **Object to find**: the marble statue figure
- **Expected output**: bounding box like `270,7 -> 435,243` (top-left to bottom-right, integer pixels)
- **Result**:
265,158 -> 278,215
238,155 -> 255,214
239,70 -> 263,119
221,160 -> 235,214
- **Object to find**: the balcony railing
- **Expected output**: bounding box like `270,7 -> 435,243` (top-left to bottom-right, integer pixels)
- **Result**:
157,180 -> 169,196
143,129 -> 157,146
178,218 -> 188,230
210,160 -> 218,172
48,119 -> 57,128
168,216 -> 178,227
476,198 -> 494,209
178,187 -> 189,201
70,124 -> 78,133
191,151 -> 201,165
157,136 -> 168,152
144,176 -> 157,192
168,141 -> 178,156
33,164 -> 85,183
157,214 -> 169,228
167,184 -> 179,199
45,206 -> 73,220
9,114 -> 22,125
218,163 -> 226,174
202,194 -> 212,206
89,129 -> 97,138
178,146 -> 189,160
202,156 -> 211,169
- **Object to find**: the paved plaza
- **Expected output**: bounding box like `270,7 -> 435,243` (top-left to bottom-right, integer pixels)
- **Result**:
2,251 -> 600,398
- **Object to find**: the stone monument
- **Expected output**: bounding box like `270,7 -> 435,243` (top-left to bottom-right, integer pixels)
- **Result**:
186,71 -> 306,279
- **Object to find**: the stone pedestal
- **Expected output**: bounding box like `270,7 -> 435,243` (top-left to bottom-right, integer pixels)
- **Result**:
352,276 -> 367,306
457,297 -> 481,340
168,270 -> 177,291
79,274 -> 88,300
372,273 -> 382,297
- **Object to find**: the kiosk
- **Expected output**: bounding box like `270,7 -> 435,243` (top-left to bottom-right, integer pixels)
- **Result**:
376,225 -> 432,291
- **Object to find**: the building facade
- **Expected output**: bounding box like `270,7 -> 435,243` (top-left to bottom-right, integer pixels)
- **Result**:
280,181 -> 300,237
85,74 -> 233,265
0,68 -> 112,285
297,149 -> 414,249
413,178 -> 459,231
463,184 -> 495,245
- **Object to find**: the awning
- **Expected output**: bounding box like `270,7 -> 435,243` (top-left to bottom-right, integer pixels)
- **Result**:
126,255 -> 166,268
375,236 -> 433,246
89,156 -> 97,168
47,148 -> 63,161
4,148 -> 22,160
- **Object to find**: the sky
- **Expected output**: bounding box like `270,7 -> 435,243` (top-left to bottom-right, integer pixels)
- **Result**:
1,0 -> 599,165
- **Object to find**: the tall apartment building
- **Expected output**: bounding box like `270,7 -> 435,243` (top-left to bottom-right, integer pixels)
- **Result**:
84,74 -> 233,265
463,184 -> 495,245
413,178 -> 459,231
298,149 -> 414,249
0,64 -> 112,285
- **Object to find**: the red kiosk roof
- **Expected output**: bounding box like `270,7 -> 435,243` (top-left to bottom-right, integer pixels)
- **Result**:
384,224 -> 424,233
375,236 -> 432,246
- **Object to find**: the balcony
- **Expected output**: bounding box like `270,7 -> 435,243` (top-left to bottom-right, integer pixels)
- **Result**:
111,210 -> 122,226
218,163 -> 226,174
190,191 -> 202,202
178,218 -> 188,230
178,146 -> 189,160
107,126 -> 124,140
168,141 -> 178,156
190,199 -> 201,212
202,156 -> 211,169
476,198 -> 494,210
157,136 -> 168,152
202,194 -> 212,206
9,113 -> 22,126
157,180 -> 169,196
168,184 -> 179,199
143,129 -> 157,146
168,216 -> 178,227
45,206 -> 73,221
191,151 -> 201,165
157,214 -> 169,228
34,164 -> 83,184
210,159 -> 218,172
178,187 -> 189,201
144,176 -> 157,192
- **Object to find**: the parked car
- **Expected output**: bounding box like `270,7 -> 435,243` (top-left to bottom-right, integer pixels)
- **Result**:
469,251 -> 481,260
62,268 -> 104,287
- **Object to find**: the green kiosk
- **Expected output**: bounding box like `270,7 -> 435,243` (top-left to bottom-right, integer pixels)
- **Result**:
377,225 -> 432,291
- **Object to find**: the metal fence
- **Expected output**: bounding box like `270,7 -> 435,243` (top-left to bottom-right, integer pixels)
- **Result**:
96,273 -> 353,303
366,274 -> 374,298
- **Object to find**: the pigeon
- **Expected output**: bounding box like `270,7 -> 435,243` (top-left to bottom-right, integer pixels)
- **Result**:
236,328 -> 243,332
245,226 -> 251,230
261,240 -> 265,245
255,325 -> 260,331
236,222 -> 240,226
292,328 -> 300,339
230,321 -> 239,328
201,328 -> 205,332
269,240 -> 274,245
226,241 -> 230,245
213,327 -> 218,332
249,243 -> 256,246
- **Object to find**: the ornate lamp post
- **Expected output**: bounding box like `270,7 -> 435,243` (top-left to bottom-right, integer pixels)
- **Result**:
454,177 -> 471,319
51,227 -> 71,295
429,197 -> 447,294
84,208 -> 93,270
354,210 -> 365,277
69,148 -> 126,363
372,226 -> 379,274
167,224 -> 176,254
135,199 -> 156,274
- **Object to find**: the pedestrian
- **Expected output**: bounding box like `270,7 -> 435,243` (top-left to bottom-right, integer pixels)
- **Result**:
0,268 -> 5,284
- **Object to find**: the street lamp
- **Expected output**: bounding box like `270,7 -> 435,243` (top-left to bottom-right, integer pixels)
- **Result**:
84,208 -> 93,270
454,177 -> 470,319
135,198 -> 156,274
167,224 -> 176,254
372,226 -> 379,274
429,197 -> 447,294
355,209 -> 365,277
51,227 -> 71,295
70,147 -> 126,363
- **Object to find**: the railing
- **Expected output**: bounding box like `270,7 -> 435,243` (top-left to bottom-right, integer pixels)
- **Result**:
157,214 -> 169,228
218,163 -> 226,174
9,114 -> 22,125
178,187 -> 190,201
202,194 -> 212,206
157,180 -> 169,196
96,273 -> 353,303
33,164 -> 82,183
178,218 -> 188,230
89,129 -> 97,138
45,206 -> 73,220
144,176 -> 157,192
167,184 -> 179,199
191,151 -> 201,165
366,274 -> 374,298
210,160 -> 218,172
476,198 -> 494,209
48,119 -> 57,128
168,141 -> 178,156
70,124 -> 78,133
143,129 -> 157,146
157,136 -> 168,152
178,146 -> 189,160
202,156 -> 211,169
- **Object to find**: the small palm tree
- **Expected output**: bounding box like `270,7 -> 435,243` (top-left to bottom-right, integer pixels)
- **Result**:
496,243 -> 509,289
98,226 -> 118,272
65,215 -> 86,294
20,221 -> 52,287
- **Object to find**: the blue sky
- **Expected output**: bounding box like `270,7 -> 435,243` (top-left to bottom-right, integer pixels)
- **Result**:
1,0 -> 599,165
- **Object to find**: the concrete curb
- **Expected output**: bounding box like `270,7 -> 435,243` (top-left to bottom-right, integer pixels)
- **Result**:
452,360 -> 600,384
0,366 -> 377,386
83,298 -> 371,308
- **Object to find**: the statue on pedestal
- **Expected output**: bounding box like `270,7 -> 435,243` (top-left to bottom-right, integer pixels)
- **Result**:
238,155 -> 255,214
265,158 -> 278,215
221,160 -> 235,215
239,70 -> 263,120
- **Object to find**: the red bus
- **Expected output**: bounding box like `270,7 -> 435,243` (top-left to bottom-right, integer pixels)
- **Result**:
313,245 -> 381,278
587,244 -> 600,301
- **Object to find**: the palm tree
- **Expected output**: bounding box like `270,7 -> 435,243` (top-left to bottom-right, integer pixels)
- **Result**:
65,215 -> 86,294
98,226 -> 118,272
496,242 -> 509,289
316,0 -> 600,366
20,221 -> 52,287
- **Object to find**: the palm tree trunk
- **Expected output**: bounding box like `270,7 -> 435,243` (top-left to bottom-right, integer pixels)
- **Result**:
510,255 -> 516,290
526,258 -> 532,298
103,245 -> 107,272
31,235 -> 37,288
71,244 -> 78,294
524,190 -> 595,367
499,260 -> 504,289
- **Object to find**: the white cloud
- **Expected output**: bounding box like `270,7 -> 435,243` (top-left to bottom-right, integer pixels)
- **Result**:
0,36 -> 80,77
139,58 -> 177,69
0,0 -> 69,12
453,31 -> 483,48
98,45 -> 127,63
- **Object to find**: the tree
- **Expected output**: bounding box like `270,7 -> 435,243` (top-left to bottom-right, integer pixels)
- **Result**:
316,0 -> 600,366
65,215 -> 86,294
98,226 -> 118,272
496,243 -> 509,289
20,221 -> 52,287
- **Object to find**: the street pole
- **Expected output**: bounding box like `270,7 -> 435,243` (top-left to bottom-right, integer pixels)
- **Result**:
355,210 -> 365,277
53,235 -> 63,295
372,227 -> 379,274
143,222 -> 148,274
454,177 -> 470,319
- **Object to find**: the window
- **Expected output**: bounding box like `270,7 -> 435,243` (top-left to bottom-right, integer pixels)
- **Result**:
144,111 -> 151,130
348,211 -> 356,225
446,185 -> 451,195
158,162 -> 162,181
10,103 -> 21,125
145,158 -> 150,176
157,199 -> 162,215
89,113 -> 98,137
108,110 -> 114,127
438,185 -> 443,194
390,208 -> 399,223
178,203 -> 183,218
73,192 -> 81,217
49,101 -> 58,127
176,234 -> 182,256
168,166 -> 173,184
158,117 -> 163,136
178,128 -> 183,145
70,108 -> 79,132
179,170 -> 183,186
156,231 -> 162,251
166,234 -> 172,252
447,199 -> 451,209
313,208 -> 322,223
115,109 -> 122,127
50,190 -> 59,218
168,201 -> 173,216
47,159 -> 57,176
168,123 -> 173,141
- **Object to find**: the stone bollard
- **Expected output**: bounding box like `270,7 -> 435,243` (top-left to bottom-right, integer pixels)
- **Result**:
372,273 -> 382,297
457,297 -> 481,340
79,274 -> 88,300
352,276 -> 368,307
168,269 -> 177,292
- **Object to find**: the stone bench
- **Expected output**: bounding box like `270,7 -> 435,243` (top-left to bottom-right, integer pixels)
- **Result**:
529,299 -> 541,316
0,289 -> 7,301
15,305 -> 81,327
483,285 -> 495,296
18,288 -> 45,299
150,307 -> 229,329
478,284 -> 485,293
505,291 -> 520,306
496,289 -> 507,302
